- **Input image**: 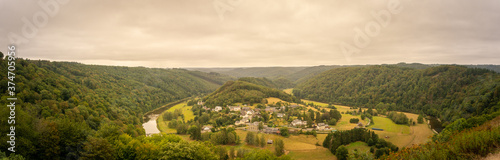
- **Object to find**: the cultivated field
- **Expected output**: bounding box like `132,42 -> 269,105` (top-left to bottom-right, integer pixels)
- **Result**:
300,99 -> 434,149
234,130 -> 336,160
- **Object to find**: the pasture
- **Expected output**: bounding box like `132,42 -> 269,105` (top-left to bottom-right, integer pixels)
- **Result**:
157,102 -> 194,134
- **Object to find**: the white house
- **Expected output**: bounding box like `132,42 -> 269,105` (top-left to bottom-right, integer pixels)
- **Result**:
228,106 -> 241,112
277,113 -> 285,118
214,106 -> 223,112
291,119 -> 304,127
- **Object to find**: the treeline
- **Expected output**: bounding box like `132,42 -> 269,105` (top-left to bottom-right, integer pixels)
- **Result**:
238,77 -> 294,89
323,128 -> 398,159
295,65 -> 500,123
203,80 -> 300,107
0,56 -> 230,159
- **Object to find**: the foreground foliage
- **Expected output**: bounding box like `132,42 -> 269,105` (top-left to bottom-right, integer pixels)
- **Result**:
0,57 -> 230,159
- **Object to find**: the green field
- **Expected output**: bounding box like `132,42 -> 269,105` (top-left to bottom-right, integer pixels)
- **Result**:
157,102 -> 194,133
370,116 -> 410,134
345,141 -> 371,154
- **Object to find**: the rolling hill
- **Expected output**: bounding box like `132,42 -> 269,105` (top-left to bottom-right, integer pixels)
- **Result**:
0,57 -> 232,159
203,80 -> 300,107
295,65 -> 500,124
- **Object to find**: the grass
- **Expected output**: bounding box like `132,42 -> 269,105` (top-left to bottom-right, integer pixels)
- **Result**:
370,116 -> 410,134
345,141 -> 371,154
283,88 -> 293,95
234,130 -> 336,160
157,102 -> 194,134
299,99 -> 433,149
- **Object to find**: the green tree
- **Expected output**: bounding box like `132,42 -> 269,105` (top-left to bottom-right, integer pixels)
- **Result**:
335,145 -> 349,160
417,114 -> 424,124
280,127 -> 289,137
81,137 -> 115,160
260,134 -> 266,148
274,139 -> 285,157
189,125 -> 202,140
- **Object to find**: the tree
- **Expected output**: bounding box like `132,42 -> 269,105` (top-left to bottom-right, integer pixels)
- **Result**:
258,122 -> 264,131
215,146 -> 228,160
335,145 -> 349,160
80,137 -> 114,160
189,125 -> 202,140
229,147 -> 235,159
280,127 -> 289,137
328,119 -> 337,126
274,139 -> 285,156
259,134 -> 266,147
418,114 -> 424,124
245,132 -> 255,145
349,118 -> 359,123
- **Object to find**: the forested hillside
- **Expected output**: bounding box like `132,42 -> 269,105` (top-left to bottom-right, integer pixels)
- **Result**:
238,77 -> 294,89
295,65 -> 500,123
0,56 -> 231,159
203,80 -> 300,107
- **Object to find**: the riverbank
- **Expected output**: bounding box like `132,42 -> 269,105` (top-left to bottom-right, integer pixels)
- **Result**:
143,98 -> 189,122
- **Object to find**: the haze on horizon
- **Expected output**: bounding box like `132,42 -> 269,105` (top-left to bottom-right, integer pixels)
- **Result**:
1,0 -> 499,68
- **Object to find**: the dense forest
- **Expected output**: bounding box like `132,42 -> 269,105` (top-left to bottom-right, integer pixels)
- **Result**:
238,77 -> 294,89
294,65 -> 500,124
188,63 -> 500,84
0,55 -> 233,159
203,80 -> 300,107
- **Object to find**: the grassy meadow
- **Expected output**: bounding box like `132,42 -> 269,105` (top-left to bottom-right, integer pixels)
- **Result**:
157,102 -> 194,134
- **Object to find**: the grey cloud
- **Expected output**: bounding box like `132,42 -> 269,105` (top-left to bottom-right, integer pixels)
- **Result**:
0,0 -> 499,67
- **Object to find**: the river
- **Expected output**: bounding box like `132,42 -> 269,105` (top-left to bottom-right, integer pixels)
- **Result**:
428,116 -> 443,133
143,114 -> 160,136
141,99 -> 188,136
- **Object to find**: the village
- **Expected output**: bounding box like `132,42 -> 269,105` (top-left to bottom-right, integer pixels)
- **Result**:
196,101 -> 367,135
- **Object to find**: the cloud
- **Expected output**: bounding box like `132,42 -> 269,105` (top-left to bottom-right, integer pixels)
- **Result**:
1,0 -> 499,67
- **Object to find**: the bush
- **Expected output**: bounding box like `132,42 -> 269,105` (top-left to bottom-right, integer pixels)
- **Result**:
349,118 -> 360,123
335,145 -> 349,160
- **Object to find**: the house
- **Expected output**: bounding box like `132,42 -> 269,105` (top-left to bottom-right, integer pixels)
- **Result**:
357,122 -> 364,128
202,106 -> 211,111
242,107 -> 251,111
235,119 -> 248,126
317,123 -> 328,130
235,120 -> 242,125
197,101 -> 205,106
263,127 -> 280,134
280,106 -> 286,111
277,113 -> 285,118
248,122 -> 260,132
214,106 -> 223,112
291,119 -> 304,127
228,106 -> 241,112
267,140 -> 273,144
265,107 -> 276,113
371,128 -> 384,131
201,126 -> 212,133
246,110 -> 254,116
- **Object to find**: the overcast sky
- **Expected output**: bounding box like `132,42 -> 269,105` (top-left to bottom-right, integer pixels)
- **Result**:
1,0 -> 499,68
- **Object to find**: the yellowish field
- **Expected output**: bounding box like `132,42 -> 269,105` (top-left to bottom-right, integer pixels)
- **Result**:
336,114 -> 369,131
235,130 -> 336,160
283,88 -> 293,95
